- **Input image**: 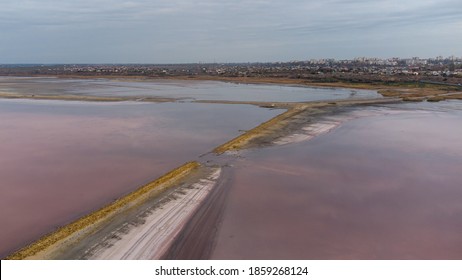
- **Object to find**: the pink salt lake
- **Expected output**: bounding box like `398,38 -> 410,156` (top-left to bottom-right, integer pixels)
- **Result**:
211,102 -> 462,259
0,99 -> 281,257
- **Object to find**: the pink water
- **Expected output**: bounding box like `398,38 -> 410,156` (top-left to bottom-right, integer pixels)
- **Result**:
212,103 -> 462,259
0,99 -> 281,257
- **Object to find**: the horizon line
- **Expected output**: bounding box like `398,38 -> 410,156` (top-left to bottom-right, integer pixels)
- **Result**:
1,56 -> 461,66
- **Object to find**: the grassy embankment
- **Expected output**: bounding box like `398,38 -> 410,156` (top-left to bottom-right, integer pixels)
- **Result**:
213,95 -> 405,154
7,161 -> 200,260
213,105 -> 307,154
377,83 -> 462,101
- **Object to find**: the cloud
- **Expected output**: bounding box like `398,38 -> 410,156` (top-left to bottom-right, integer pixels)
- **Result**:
0,0 -> 461,63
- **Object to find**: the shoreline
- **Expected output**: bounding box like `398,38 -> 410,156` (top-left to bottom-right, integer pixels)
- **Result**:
213,97 -> 401,154
67,167 -> 223,260
0,91 -> 177,103
6,162 -> 200,260
1,74 -> 461,103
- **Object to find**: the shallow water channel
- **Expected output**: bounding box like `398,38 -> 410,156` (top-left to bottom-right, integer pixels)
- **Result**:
0,77 -> 380,102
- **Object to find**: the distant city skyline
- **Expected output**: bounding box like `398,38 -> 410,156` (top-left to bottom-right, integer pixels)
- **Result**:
2,55 -> 462,66
1,0 -> 461,64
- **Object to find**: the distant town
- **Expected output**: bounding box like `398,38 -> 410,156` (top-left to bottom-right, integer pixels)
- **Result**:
1,56 -> 461,86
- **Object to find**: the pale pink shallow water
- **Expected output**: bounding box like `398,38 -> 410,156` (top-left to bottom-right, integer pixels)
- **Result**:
0,77 -> 380,102
0,99 -> 281,257
212,102 -> 462,259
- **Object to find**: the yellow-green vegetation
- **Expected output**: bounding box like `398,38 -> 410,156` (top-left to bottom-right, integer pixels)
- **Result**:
194,76 -> 462,103
402,96 -> 426,102
6,161 -> 200,260
396,91 -> 462,102
426,93 -> 462,102
212,97 -> 401,154
213,106 -> 304,154
426,96 -> 446,102
378,84 -> 462,101
379,88 -> 450,98
447,93 -> 462,100
175,75 -> 460,90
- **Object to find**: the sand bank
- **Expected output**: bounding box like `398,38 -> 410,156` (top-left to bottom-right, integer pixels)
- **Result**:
274,107 -> 407,146
7,162 -> 199,260
80,168 -> 222,259
213,98 -> 401,154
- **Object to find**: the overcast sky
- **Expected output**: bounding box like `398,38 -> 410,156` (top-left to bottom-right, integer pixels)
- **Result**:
1,0 -> 461,63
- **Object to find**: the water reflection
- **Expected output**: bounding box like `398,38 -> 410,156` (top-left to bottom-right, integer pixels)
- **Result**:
0,99 -> 281,257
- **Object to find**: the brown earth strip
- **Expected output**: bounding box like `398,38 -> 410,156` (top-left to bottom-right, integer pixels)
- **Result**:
212,98 -> 401,154
162,167 -> 232,260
